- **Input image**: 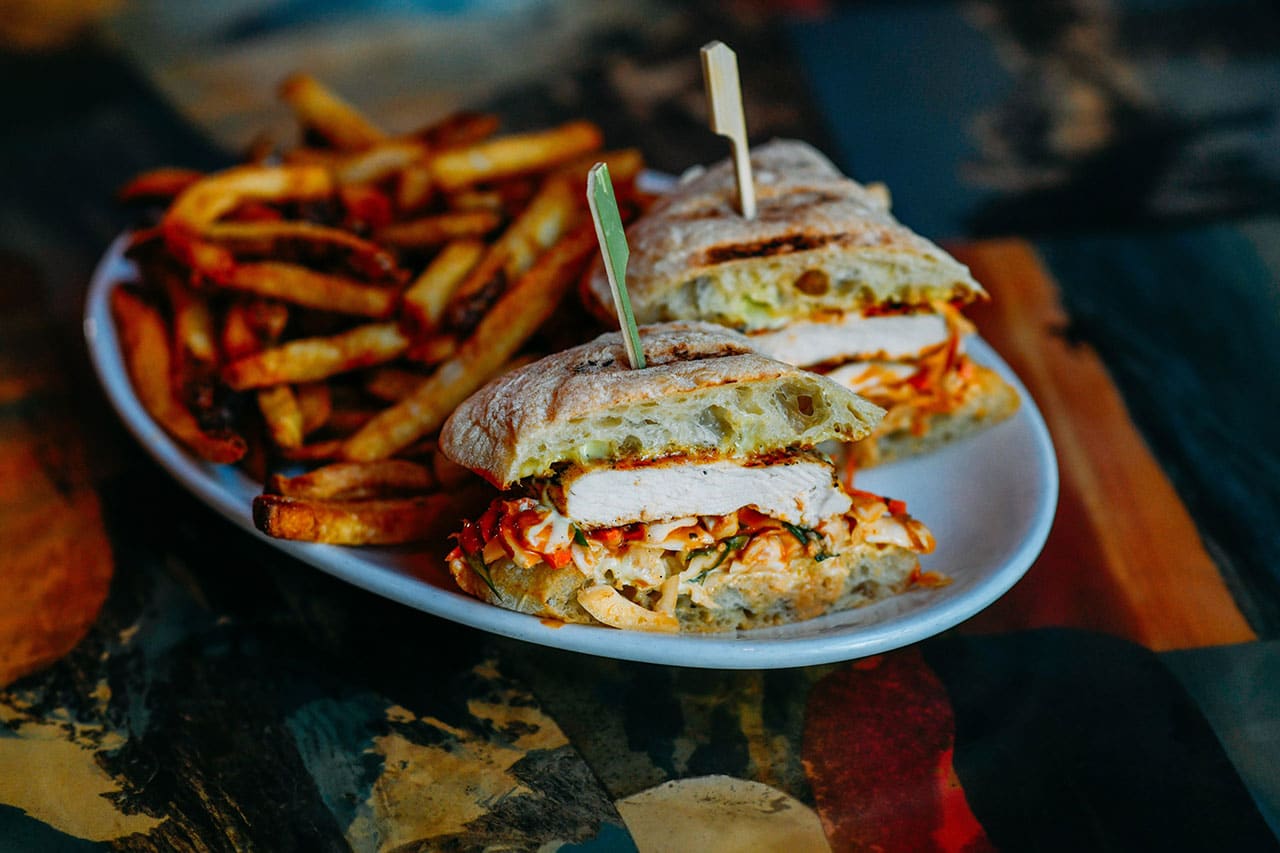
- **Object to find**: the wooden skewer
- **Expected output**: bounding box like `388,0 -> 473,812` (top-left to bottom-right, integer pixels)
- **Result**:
700,40 -> 756,219
586,163 -> 645,369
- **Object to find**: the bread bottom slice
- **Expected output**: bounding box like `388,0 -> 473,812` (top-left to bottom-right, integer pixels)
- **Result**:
852,363 -> 1020,468
453,543 -> 924,633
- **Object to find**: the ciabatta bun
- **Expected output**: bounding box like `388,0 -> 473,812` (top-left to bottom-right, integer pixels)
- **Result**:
582,140 -> 984,332
439,321 -> 884,488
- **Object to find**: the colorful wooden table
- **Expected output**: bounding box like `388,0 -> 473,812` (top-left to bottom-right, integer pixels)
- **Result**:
2,2 -> 1277,849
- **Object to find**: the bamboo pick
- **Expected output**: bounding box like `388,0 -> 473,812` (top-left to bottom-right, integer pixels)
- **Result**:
700,40 -> 756,219
586,162 -> 645,369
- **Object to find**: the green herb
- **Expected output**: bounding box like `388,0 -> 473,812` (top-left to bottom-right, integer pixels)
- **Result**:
685,545 -> 716,564
692,534 -> 750,583
782,522 -> 815,546
814,552 -> 836,563
465,552 -> 501,600
572,525 -> 589,548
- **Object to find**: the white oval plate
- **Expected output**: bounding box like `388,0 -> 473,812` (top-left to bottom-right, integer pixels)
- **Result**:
86,234 -> 1057,669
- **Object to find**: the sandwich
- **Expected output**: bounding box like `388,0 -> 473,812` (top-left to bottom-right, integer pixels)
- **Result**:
440,321 -> 935,632
581,140 -> 1019,467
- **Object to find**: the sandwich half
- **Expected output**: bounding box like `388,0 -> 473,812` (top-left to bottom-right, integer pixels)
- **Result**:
582,139 -> 1018,467
440,322 -> 935,633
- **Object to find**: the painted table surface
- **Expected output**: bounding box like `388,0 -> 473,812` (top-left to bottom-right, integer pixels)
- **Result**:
2,1 -> 1279,850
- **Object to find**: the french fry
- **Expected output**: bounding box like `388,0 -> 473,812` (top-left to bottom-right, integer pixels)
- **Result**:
252,493 -> 455,544
278,440 -> 344,462
395,165 -> 434,214
447,188 -> 505,214
111,288 -> 246,463
163,164 -> 333,239
224,322 -> 409,390
258,384 -> 304,448
202,221 -> 402,281
222,298 -> 291,361
403,334 -> 458,365
325,408 -> 379,434
342,221 -> 597,460
428,120 -> 603,190
278,73 -> 387,151
373,210 -> 501,250
221,302 -> 261,361
152,258 -> 217,367
364,367 -> 429,402
118,167 -> 204,202
183,238 -> 398,317
223,263 -> 397,318
401,239 -> 485,333
444,178 -> 579,329
267,459 -> 435,500
338,184 -> 395,231
333,140 -> 429,185
296,381 -> 333,435
415,110 -> 501,149
552,148 -> 645,187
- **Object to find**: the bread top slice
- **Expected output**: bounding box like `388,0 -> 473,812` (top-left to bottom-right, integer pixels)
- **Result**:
584,140 -> 985,332
440,322 -> 884,488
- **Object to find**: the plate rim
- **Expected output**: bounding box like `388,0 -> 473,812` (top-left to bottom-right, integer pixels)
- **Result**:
86,233 -> 1058,669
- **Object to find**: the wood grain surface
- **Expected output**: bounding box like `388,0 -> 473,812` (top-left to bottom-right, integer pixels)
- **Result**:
0,258 -> 114,689
954,239 -> 1255,649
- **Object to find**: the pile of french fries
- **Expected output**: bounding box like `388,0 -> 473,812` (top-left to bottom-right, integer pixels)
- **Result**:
113,74 -> 646,545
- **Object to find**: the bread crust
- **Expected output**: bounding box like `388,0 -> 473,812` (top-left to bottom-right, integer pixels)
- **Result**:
451,542 -> 923,632
439,322 -> 885,487
583,140 -> 985,331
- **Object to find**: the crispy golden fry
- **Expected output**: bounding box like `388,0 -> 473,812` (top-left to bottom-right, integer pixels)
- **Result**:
296,381 -> 333,435
224,322 -> 410,390
111,288 -> 246,463
401,239 -> 485,333
224,262 -> 398,318
163,164 -> 333,239
334,140 -> 429,185
253,493 -> 455,544
403,334 -> 458,365
395,165 -> 435,213
552,148 -> 645,187
278,440 -> 344,462
175,238 -> 397,317
444,178 -> 579,329
267,459 -> 435,500
326,408 -> 379,434
338,184 -> 395,232
222,299 -> 290,360
118,167 -> 204,202
416,110 -> 501,149
278,73 -> 387,151
429,120 -> 603,190
447,188 -> 505,214
157,261 -> 217,367
221,302 -> 261,361
373,210 -> 501,249
258,384 -> 304,448
364,367 -> 428,402
203,221 -> 402,280
342,221 -> 597,460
